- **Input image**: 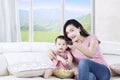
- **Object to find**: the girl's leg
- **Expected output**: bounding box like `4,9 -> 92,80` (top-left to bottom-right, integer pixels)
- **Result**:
43,68 -> 53,78
78,59 -> 111,80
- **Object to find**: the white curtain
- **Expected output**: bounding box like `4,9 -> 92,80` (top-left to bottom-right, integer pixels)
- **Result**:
0,0 -> 21,42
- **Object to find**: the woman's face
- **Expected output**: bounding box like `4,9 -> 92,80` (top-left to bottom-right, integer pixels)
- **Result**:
66,24 -> 80,42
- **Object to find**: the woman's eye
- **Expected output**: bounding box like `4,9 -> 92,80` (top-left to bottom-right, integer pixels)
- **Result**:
71,29 -> 74,32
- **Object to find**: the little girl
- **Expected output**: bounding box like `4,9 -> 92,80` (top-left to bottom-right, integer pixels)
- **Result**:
48,35 -> 79,79
50,35 -> 73,70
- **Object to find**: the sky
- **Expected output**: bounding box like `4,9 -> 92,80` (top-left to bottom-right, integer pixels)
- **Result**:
18,0 -> 91,11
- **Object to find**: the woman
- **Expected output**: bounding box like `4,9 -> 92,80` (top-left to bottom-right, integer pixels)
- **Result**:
63,19 -> 111,80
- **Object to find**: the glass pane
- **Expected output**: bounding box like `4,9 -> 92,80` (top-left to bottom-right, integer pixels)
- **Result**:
33,0 -> 61,42
17,0 -> 29,42
64,0 -> 92,33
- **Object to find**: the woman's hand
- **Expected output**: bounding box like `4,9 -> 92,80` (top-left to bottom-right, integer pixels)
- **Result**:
68,42 -> 79,50
68,38 -> 99,58
49,50 -> 56,61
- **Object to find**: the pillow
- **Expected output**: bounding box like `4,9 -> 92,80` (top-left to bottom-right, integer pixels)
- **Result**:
8,62 -> 52,78
4,52 -> 55,77
0,54 -> 8,76
110,63 -> 120,75
3,52 -> 53,65
53,69 -> 74,79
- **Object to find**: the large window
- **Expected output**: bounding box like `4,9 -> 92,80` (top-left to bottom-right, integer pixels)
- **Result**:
18,0 -> 29,42
33,0 -> 61,42
18,0 -> 93,42
64,0 -> 92,33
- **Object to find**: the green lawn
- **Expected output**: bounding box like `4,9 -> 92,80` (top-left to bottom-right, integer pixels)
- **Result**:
21,31 -> 60,42
21,29 -> 91,42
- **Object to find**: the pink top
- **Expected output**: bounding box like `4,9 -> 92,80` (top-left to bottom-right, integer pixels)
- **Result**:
53,50 -> 72,70
71,35 -> 109,67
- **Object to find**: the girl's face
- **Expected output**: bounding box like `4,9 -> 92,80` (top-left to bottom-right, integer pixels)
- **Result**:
66,24 -> 80,42
56,39 -> 68,52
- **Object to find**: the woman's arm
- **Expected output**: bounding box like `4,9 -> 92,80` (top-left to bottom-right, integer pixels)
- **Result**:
49,50 -> 57,61
69,38 -> 98,58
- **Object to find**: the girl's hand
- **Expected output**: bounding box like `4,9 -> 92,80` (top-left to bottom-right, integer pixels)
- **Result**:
56,55 -> 67,65
56,55 -> 64,62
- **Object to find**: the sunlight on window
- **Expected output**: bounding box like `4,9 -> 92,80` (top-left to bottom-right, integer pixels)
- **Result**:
33,0 -> 61,42
17,0 -> 93,42
18,0 -> 29,42
64,0 -> 92,33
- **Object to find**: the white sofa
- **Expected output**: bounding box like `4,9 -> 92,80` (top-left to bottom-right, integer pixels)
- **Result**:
0,42 -> 120,80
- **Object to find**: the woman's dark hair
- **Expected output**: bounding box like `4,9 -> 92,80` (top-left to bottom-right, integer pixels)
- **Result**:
63,19 -> 89,39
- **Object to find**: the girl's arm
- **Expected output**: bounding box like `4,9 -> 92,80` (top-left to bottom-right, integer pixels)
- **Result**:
69,38 -> 98,58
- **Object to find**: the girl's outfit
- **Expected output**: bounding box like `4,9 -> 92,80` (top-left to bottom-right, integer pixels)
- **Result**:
52,50 -> 72,70
70,35 -> 111,80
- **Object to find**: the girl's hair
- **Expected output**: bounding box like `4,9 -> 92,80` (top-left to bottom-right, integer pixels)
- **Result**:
63,19 -> 89,39
55,35 -> 71,50
55,35 -> 66,43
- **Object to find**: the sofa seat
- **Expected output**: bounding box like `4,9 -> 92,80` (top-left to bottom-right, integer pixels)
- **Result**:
0,76 -> 74,80
111,76 -> 120,80
0,75 -> 119,80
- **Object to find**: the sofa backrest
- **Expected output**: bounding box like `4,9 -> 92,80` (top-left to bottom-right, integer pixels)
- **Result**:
100,41 -> 120,55
0,42 -> 55,53
100,41 -> 120,65
0,41 -> 120,55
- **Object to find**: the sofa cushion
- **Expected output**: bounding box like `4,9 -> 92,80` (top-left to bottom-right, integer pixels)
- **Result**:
0,75 -> 75,80
3,52 -> 55,76
3,52 -> 53,65
0,54 -> 8,76
8,62 -> 48,78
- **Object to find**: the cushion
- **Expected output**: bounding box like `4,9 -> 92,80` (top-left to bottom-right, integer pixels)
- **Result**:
3,52 -> 55,77
0,54 -> 8,76
8,62 -> 50,78
110,63 -> 120,75
3,52 -> 53,65
53,69 -> 74,79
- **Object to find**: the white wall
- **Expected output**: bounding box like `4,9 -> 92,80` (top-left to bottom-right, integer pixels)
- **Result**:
95,0 -> 120,42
